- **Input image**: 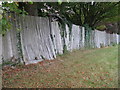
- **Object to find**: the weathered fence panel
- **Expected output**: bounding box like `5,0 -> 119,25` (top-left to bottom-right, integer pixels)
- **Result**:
70,25 -> 81,50
2,30 -> 18,61
2,14 -> 20,62
20,16 -> 57,64
2,14 -> 120,65
51,22 -> 63,55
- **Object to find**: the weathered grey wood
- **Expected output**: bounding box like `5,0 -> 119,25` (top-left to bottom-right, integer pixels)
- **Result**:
2,14 -> 119,64
91,30 -> 95,48
94,30 -> 107,48
94,30 -> 100,48
51,22 -> 63,54
2,13 -> 20,62
71,25 -> 80,50
19,16 -> 57,64
119,35 -> 120,44
2,31 -> 13,60
64,25 -> 70,51
81,27 -> 85,48
117,34 -> 119,44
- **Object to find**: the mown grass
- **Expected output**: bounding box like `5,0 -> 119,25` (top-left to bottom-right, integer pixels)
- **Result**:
2,46 -> 118,88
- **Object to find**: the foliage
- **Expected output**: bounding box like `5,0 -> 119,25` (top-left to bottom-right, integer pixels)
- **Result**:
0,2 -> 27,34
96,25 -> 106,30
84,24 -> 93,48
38,2 -> 119,29
63,45 -> 68,54
0,16 -> 11,34
2,61 -> 15,66
0,2 -> 119,34
111,42 -> 117,46
16,31 -> 25,64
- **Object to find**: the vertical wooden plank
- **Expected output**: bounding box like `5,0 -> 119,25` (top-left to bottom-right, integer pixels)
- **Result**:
6,13 -> 14,60
71,25 -> 75,50
94,30 -> 99,48
114,34 -> 117,44
37,17 -> 48,60
7,30 -> 13,58
18,15 -> 25,64
50,22 -> 57,54
11,13 -> 19,59
20,15 -> 28,63
106,32 -> 109,46
71,25 -> 80,50
64,25 -> 69,51
117,34 -> 119,44
50,22 -> 63,55
36,17 -> 45,59
79,26 -> 82,48
40,17 -> 51,59
82,27 -> 85,48
45,17 -> 56,59
56,22 -> 63,54
118,35 -> 119,44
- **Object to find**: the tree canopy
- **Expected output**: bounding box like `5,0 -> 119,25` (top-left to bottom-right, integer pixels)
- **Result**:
0,1 -> 120,34
37,2 -> 119,29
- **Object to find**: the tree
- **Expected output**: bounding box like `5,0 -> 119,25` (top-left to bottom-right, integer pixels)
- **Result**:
39,2 -> 119,29
1,2 -> 119,34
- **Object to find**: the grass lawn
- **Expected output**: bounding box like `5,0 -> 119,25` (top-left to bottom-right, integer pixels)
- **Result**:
2,46 -> 118,88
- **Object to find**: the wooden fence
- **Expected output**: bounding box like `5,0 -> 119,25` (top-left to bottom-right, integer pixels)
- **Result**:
1,14 -> 119,65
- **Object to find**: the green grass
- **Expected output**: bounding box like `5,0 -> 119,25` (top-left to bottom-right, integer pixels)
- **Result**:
2,46 -> 118,88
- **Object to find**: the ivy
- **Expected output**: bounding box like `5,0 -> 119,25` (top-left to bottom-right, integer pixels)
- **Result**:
0,16 -> 11,35
84,24 -> 93,48
1,2 -> 28,35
